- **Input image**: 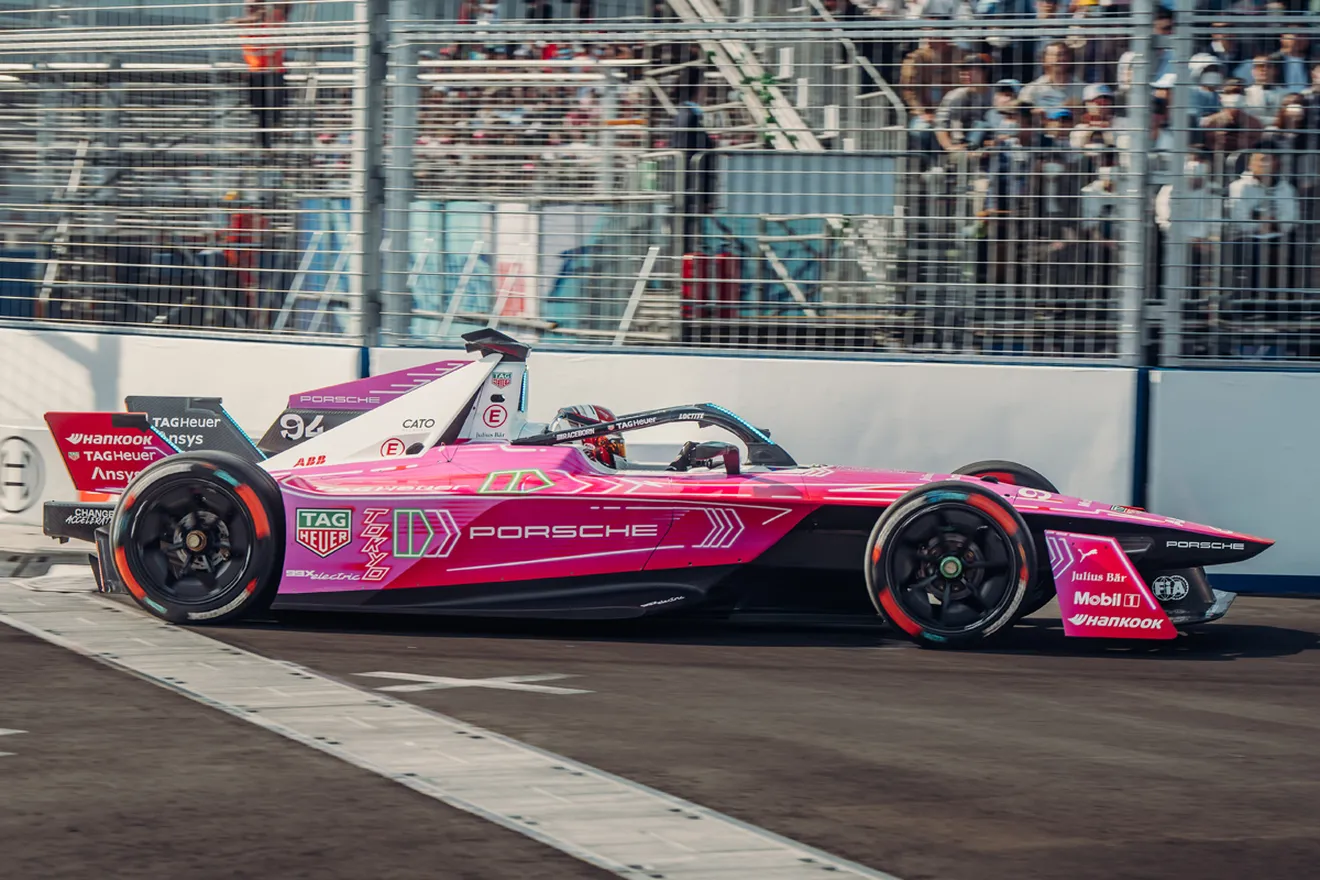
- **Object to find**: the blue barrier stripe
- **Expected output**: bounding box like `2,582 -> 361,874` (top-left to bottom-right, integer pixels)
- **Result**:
1131,367 -> 1149,510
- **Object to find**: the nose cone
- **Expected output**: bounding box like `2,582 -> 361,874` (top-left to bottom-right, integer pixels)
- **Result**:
1157,526 -> 1273,568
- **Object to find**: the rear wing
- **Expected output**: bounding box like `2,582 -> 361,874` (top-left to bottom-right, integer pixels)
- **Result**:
44,411 -> 178,495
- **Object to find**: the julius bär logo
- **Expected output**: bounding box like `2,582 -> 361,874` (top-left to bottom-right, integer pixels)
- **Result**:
295,509 -> 353,557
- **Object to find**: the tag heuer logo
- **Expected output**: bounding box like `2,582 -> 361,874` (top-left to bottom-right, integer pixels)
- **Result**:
491,371 -> 513,388
295,509 -> 352,557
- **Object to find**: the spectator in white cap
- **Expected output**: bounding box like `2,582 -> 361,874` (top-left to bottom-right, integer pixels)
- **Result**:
984,78 -> 1022,132
1188,54 -> 1225,122
1070,82 -> 1117,149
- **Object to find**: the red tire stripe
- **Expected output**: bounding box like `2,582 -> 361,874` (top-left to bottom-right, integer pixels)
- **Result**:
878,589 -> 922,636
235,484 -> 271,540
113,546 -> 147,602
967,493 -> 1018,534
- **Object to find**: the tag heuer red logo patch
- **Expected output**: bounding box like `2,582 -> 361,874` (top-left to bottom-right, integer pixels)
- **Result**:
491,371 -> 513,388
295,508 -> 352,557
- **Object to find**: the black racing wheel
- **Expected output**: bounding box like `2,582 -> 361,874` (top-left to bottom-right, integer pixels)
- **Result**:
953,460 -> 1061,619
109,451 -> 284,624
865,480 -> 1037,649
952,459 -> 1059,494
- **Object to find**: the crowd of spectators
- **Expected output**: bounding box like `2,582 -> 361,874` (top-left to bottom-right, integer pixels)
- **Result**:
870,0 -> 1320,346
280,0 -> 1320,352
408,39 -> 655,193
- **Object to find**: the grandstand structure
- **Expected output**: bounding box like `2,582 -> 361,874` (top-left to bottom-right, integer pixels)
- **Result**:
0,0 -> 1317,364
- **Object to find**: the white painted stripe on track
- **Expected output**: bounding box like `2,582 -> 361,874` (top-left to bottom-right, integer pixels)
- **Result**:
0,579 -> 901,880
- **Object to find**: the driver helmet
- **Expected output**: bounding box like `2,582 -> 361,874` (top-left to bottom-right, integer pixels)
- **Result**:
549,404 -> 626,468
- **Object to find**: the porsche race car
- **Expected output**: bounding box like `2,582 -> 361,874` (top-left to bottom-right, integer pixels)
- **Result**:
40,330 -> 1272,648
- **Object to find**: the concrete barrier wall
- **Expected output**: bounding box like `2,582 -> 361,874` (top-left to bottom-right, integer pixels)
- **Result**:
373,347 -> 1140,506
1148,369 -> 1318,593
0,327 -> 360,434
0,327 -> 360,525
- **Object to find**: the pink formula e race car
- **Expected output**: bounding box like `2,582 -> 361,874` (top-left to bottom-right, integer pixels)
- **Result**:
40,330 -> 1272,649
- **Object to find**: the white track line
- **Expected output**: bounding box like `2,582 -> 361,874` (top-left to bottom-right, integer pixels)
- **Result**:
0,579 -> 901,880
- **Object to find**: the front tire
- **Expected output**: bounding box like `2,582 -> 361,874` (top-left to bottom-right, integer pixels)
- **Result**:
109,451 -> 284,624
865,481 -> 1036,649
953,459 -> 1059,619
952,459 -> 1059,494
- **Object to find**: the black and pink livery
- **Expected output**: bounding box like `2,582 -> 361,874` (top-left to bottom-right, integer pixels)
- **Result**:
41,331 -> 1272,648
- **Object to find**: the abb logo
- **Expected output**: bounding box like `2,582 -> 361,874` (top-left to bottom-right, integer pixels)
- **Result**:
294,455 -> 327,467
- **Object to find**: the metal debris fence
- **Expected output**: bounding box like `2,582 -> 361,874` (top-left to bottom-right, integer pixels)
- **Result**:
1,0 -> 1319,366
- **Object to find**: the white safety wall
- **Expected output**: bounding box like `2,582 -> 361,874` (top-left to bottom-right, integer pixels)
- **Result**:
1149,369 -> 1315,583
0,327 -> 360,526
0,327 -> 361,433
373,347 -> 1140,506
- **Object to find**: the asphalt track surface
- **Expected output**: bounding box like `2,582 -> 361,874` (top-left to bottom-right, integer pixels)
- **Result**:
6,589 -> 1320,880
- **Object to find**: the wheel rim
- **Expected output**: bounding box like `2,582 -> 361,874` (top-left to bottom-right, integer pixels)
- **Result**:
125,480 -> 254,606
881,501 -> 1019,635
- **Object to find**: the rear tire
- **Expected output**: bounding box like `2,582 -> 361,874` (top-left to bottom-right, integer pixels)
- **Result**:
109,451 -> 284,624
865,481 -> 1037,649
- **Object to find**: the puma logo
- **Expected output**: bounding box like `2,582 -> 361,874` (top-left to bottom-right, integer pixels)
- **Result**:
1078,548 -> 1099,563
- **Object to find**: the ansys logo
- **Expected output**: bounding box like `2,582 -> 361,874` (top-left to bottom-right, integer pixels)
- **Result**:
295,509 -> 353,557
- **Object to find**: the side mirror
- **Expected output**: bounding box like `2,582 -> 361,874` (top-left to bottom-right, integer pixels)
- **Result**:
689,441 -> 741,476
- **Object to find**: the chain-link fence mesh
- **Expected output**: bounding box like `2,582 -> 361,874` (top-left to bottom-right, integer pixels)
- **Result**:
3,0 -> 1320,365
378,13 -> 1152,361
0,0 -> 367,337
1159,9 -> 1320,364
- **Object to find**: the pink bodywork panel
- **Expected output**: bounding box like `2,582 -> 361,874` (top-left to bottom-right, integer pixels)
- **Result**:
285,360 -> 473,412
269,447 -> 1267,597
1045,530 -> 1177,640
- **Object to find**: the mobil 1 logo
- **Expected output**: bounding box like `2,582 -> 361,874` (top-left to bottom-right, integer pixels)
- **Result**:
295,508 -> 353,557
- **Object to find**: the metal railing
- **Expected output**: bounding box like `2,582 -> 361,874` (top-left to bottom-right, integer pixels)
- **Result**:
0,0 -> 1317,367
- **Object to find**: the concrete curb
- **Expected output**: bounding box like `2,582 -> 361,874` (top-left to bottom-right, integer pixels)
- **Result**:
0,525 -> 89,578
